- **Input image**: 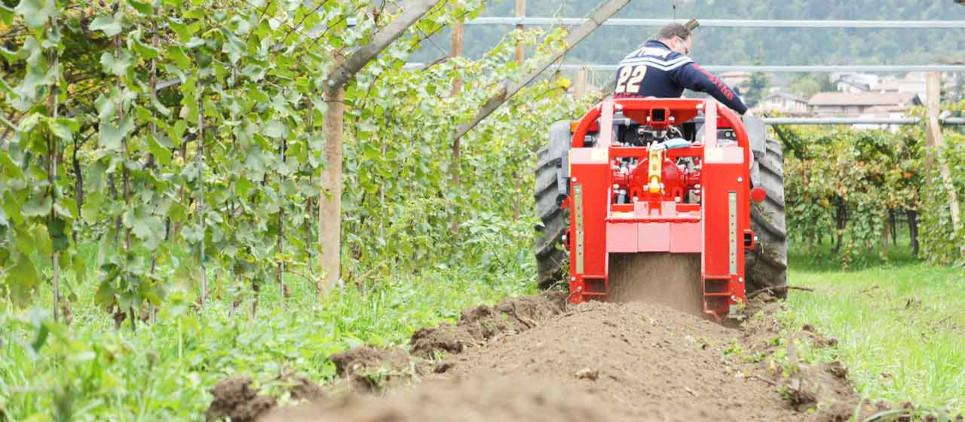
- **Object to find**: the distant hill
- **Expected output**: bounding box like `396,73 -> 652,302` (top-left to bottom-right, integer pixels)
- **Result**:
414,0 -> 965,67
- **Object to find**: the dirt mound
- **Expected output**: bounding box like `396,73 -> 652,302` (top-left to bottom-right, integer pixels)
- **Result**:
329,346 -> 416,392
244,290 -> 940,421
205,377 -> 276,422
267,296 -> 864,421
436,300 -> 800,421
205,373 -> 326,421
263,375 -> 617,422
409,292 -> 566,358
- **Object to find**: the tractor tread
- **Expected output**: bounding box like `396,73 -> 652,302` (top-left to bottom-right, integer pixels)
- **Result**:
745,138 -> 788,297
535,121 -> 572,288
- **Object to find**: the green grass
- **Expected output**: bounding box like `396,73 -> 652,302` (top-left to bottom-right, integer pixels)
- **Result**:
784,255 -> 964,414
0,263 -> 535,421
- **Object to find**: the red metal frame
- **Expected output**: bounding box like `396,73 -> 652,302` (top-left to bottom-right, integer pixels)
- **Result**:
565,98 -> 753,321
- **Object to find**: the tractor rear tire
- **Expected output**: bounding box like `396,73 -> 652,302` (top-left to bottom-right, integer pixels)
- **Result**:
535,121 -> 571,289
745,138 -> 788,297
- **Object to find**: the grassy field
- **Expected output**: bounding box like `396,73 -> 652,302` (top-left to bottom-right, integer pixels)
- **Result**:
784,248 -> 964,414
0,263 -> 534,421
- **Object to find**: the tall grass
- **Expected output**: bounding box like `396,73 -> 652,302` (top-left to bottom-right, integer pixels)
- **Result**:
784,249 -> 964,414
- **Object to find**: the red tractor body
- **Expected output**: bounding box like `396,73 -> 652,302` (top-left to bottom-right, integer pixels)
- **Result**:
563,98 -> 764,321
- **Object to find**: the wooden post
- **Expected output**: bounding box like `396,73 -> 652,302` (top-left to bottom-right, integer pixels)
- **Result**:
450,20 -> 464,233
925,72 -> 962,255
451,21 -> 464,96
925,72 -> 942,166
574,66 -> 588,99
318,0 -> 437,293
319,88 -> 345,292
515,0 -> 525,65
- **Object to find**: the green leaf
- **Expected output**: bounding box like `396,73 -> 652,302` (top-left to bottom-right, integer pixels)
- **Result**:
0,46 -> 16,63
30,320 -> 49,351
14,0 -> 56,29
167,120 -> 187,147
100,50 -> 132,76
130,37 -> 160,60
0,4 -> 13,25
99,115 -> 135,151
21,194 -> 50,217
90,13 -> 123,37
6,253 -> 40,305
147,135 -> 173,166
46,117 -> 77,141
128,0 -> 153,15
168,20 -> 192,42
71,252 -> 87,287
264,120 -> 288,139
166,46 -> 191,69
46,216 -> 68,252
124,205 -> 163,246
81,191 -> 105,224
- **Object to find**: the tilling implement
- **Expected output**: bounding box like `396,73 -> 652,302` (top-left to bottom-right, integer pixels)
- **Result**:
535,98 -> 787,321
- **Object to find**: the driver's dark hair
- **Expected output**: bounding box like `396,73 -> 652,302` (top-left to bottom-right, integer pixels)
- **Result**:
656,23 -> 691,40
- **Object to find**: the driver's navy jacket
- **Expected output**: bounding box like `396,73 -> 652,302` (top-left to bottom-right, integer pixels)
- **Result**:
613,40 -> 748,115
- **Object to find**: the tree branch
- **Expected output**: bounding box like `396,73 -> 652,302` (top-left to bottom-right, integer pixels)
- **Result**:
324,0 -> 439,94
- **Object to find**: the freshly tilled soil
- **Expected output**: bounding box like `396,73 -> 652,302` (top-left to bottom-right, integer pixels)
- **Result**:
252,292 -> 882,421
206,377 -> 277,422
410,292 -> 567,358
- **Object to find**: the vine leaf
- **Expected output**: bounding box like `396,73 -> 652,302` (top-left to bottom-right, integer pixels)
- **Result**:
0,5 -> 13,25
99,115 -> 134,151
46,117 -> 77,142
7,253 -> 40,305
264,120 -> 288,139
14,0 -> 56,29
21,194 -> 51,218
124,205 -> 163,247
90,14 -> 124,37
46,217 -> 68,252
100,50 -> 133,76
128,0 -> 153,16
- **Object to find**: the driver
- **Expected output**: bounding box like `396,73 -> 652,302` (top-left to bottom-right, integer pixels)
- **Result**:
614,23 -> 748,115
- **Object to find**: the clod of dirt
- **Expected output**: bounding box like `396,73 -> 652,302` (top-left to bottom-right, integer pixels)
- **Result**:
409,292 -> 566,358
329,346 -> 415,392
205,376 -> 277,422
574,367 -> 599,381
433,361 -> 455,374
287,376 -> 325,401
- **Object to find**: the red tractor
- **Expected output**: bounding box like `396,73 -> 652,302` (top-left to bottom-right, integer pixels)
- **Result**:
535,98 -> 787,321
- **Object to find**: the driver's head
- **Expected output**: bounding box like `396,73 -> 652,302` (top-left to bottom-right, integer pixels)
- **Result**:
656,23 -> 693,56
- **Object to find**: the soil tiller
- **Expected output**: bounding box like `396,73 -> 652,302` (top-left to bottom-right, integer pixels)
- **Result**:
535,98 -> 787,321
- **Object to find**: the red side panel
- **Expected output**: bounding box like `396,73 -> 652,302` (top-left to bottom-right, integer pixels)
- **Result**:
700,146 -> 749,318
701,147 -> 745,278
569,148 -> 610,284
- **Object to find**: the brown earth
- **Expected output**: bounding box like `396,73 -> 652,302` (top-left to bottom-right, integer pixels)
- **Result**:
244,292 -> 907,422
206,377 -> 277,422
